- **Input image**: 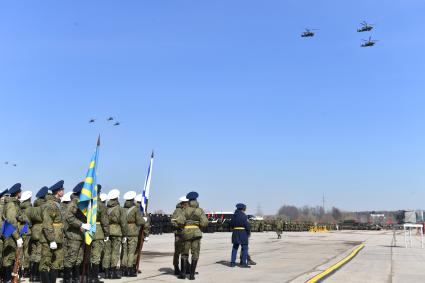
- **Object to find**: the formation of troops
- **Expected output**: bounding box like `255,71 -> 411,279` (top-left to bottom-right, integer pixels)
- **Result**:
0,180 -> 303,282
0,181 -> 150,283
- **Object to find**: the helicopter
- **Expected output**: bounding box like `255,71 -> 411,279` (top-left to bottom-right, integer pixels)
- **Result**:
301,28 -> 318,37
88,119 -> 96,123
113,122 -> 120,126
361,36 -> 378,47
357,21 -> 374,32
107,117 -> 114,121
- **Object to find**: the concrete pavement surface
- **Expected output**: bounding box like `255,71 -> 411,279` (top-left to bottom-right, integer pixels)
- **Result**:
111,230 -> 425,282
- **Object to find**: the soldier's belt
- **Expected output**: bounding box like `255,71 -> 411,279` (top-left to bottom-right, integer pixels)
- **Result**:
184,225 -> 199,229
233,227 -> 245,230
53,223 -> 63,227
96,222 -> 101,224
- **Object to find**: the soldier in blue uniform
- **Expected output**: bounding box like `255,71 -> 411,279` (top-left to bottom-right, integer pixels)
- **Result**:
229,203 -> 251,268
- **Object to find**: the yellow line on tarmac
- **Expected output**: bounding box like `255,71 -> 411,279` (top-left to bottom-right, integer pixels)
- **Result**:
305,243 -> 365,283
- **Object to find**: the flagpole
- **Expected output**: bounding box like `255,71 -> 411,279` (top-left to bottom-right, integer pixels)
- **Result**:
136,151 -> 154,273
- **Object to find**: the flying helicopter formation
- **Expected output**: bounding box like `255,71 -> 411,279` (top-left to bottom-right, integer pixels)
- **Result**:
301,21 -> 378,48
88,116 -> 121,126
4,161 -> 17,167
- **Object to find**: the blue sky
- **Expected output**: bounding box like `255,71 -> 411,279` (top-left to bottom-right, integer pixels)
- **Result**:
0,1 -> 424,214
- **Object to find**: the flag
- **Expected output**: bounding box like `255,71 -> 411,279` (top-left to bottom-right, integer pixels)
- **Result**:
20,222 -> 29,236
78,136 -> 100,245
141,151 -> 154,215
1,220 -> 16,238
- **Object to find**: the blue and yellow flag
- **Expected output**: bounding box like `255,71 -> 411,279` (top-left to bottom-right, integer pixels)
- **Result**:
78,136 -> 100,245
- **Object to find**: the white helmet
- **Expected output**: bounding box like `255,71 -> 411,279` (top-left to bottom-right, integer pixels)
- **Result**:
135,194 -> 143,203
179,195 -> 189,202
99,193 -> 108,202
62,192 -> 72,202
123,191 -> 137,200
20,191 -> 33,202
108,189 -> 120,200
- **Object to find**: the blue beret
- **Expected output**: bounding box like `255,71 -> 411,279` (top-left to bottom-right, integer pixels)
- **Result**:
8,183 -> 22,196
97,184 -> 102,192
236,203 -> 246,210
73,182 -> 84,194
50,180 -> 64,193
0,189 -> 9,198
186,191 -> 199,201
36,186 -> 49,198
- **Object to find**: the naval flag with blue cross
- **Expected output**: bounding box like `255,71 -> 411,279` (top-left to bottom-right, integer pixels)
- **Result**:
78,135 -> 100,245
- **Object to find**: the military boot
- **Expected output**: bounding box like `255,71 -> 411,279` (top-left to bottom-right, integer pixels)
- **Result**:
40,271 -> 50,283
71,265 -> 80,283
189,259 -> 198,280
121,266 -> 128,277
4,266 -> 12,283
127,267 -> 136,277
63,268 -> 72,283
174,265 -> 180,276
49,269 -> 58,283
33,263 -> 41,282
90,265 -> 104,283
178,258 -> 188,279
111,267 -> 121,279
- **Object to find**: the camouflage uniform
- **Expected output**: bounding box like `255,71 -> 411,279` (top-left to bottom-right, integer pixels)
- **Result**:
177,200 -> 208,280
276,219 -> 284,239
90,195 -> 109,283
28,197 -> 46,281
122,200 -> 149,277
2,196 -> 27,264
20,199 -> 33,276
63,195 -> 86,283
40,194 -> 65,282
103,198 -> 127,279
171,203 -> 184,274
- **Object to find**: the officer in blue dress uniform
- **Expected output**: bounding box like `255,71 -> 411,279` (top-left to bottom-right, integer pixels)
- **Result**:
230,203 -> 251,268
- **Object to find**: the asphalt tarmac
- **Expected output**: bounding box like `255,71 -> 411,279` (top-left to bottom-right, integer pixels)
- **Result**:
110,229 -> 425,283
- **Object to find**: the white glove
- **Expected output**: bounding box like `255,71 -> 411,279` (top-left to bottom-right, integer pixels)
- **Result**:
143,217 -> 148,222
104,236 -> 109,242
122,237 -> 127,243
50,242 -> 58,250
81,223 -> 91,231
16,238 -> 23,248
144,236 -> 149,243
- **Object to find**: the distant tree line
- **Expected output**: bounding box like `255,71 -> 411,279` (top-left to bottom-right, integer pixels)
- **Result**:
276,204 -> 399,224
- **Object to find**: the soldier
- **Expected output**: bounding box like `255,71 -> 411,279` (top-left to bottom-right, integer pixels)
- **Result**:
276,218 -> 284,239
63,182 -> 91,283
177,191 -> 208,280
29,186 -> 49,282
99,193 -> 108,204
134,194 -> 150,274
2,183 -> 26,283
20,190 -> 33,278
39,180 -> 66,283
230,203 -> 251,268
0,188 -> 9,278
171,196 -> 188,276
103,189 -> 128,279
90,184 -> 109,283
121,191 -> 149,277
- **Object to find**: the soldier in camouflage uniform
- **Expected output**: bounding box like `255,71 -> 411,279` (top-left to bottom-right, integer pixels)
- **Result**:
0,188 -> 9,278
276,218 -> 284,239
90,185 -> 109,283
20,191 -> 33,278
121,191 -> 149,277
2,183 -> 26,283
176,191 -> 208,280
103,189 -> 128,279
39,180 -> 65,283
63,182 -> 91,283
29,186 -> 49,282
171,196 -> 188,276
